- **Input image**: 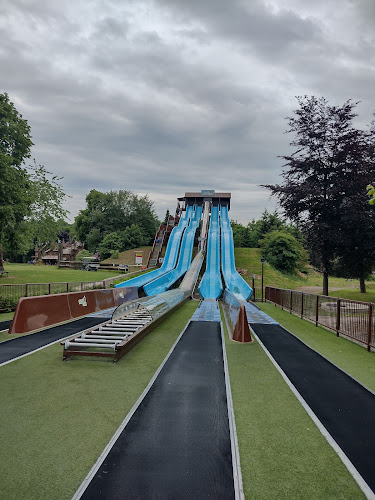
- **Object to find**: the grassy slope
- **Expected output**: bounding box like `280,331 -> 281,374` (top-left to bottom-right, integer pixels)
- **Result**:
258,302 -> 375,391
234,247 -> 375,301
0,300 -> 198,500
223,306 -> 364,499
101,246 -> 152,265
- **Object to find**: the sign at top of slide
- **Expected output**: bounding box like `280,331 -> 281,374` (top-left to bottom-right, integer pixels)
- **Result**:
201,189 -> 215,196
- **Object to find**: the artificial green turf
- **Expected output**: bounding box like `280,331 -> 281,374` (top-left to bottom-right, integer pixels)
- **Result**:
0,300 -> 198,500
222,305 -> 364,499
258,302 -> 375,392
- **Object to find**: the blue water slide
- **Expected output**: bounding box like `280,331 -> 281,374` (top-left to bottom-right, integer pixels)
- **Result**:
199,205 -> 223,299
144,204 -> 203,296
220,204 -> 253,301
115,205 -> 194,289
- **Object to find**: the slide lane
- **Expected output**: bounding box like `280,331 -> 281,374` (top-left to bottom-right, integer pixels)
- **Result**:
252,323 -> 375,496
144,205 -> 203,296
199,204 -> 223,299
77,321 -> 235,499
220,204 -> 252,301
115,205 -> 194,290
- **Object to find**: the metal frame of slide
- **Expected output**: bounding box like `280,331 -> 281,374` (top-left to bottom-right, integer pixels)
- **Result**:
144,204 -> 203,296
115,205 -> 194,289
220,204 -> 252,301
198,204 -> 223,299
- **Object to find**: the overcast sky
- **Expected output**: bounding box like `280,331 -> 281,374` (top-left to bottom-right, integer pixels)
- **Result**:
1,0 -> 374,224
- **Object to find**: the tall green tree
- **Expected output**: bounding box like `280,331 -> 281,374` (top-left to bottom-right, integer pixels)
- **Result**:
0,93 -> 34,265
75,189 -> 158,253
264,96 -> 375,294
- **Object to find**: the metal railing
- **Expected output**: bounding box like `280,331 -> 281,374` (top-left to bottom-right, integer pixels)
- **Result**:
0,280 -> 110,311
265,286 -> 375,351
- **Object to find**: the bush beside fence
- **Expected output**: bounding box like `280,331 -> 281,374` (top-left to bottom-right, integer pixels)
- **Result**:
265,286 -> 375,351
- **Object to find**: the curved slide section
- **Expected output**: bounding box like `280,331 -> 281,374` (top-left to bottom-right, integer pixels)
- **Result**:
144,205 -> 203,296
115,205 -> 194,289
199,205 -> 223,299
220,204 -> 252,301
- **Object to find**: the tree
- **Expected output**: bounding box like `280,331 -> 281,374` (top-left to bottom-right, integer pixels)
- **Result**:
75,189 -> 158,252
163,209 -> 170,225
263,96 -> 375,295
0,93 -> 34,265
259,230 -> 305,274
3,163 -> 68,261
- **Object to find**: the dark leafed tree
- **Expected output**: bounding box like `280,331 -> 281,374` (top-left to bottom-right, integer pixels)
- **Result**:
0,93 -> 34,266
263,96 -> 375,295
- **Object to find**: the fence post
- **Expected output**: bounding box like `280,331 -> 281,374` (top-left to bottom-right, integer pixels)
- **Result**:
48,283 -> 51,295
300,292 -> 304,319
367,304 -> 373,352
315,295 -> 319,326
25,284 -> 28,297
336,299 -> 341,337
66,282 -> 69,293
252,277 -> 255,302
281,290 -> 284,310
103,280 -> 106,289
290,290 -> 293,313
81,282 -> 83,291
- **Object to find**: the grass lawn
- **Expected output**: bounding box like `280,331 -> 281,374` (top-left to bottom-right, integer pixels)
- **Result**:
0,263 -> 121,285
0,300 -> 198,500
258,302 -> 375,392
222,305 -> 365,498
327,288 -> 375,303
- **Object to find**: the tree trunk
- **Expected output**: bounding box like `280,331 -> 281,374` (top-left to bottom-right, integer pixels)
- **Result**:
323,271 -> 329,296
359,276 -> 366,294
0,231 -> 4,271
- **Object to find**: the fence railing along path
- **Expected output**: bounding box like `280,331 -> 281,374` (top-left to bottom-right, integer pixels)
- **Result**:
265,286 -> 375,352
0,274 -> 127,311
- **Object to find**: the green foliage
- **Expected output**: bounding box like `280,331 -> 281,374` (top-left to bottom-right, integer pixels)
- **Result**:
98,232 -> 123,260
0,93 -> 34,262
163,209 -> 170,225
231,210 -> 304,249
75,250 -> 92,262
260,230 -> 304,274
75,189 -> 158,253
367,184 -> 375,205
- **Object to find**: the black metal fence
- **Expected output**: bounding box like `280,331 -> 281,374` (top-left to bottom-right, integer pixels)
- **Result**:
0,280 -> 108,311
265,286 -> 375,352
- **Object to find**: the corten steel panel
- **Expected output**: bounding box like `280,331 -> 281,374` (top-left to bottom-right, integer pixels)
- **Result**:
94,289 -> 115,311
112,287 -> 138,306
9,294 -> 71,334
68,291 -> 97,318
232,304 -> 252,343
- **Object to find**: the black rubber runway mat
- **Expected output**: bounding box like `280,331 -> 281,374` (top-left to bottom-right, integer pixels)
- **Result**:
252,324 -> 375,494
0,317 -> 107,364
0,320 -> 12,331
81,321 -> 235,500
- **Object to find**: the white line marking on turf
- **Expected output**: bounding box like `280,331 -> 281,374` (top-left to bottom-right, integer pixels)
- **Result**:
251,328 -> 375,500
221,321 -> 245,500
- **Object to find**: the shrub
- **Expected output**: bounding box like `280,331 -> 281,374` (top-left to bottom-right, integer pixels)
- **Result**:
260,230 -> 305,274
76,250 -> 92,262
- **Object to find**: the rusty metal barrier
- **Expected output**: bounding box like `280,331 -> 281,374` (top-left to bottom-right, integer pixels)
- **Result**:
265,286 -> 375,352
8,287 -> 138,334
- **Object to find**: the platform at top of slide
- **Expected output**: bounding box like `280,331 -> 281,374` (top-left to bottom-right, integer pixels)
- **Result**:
220,204 -> 252,301
115,204 -> 194,289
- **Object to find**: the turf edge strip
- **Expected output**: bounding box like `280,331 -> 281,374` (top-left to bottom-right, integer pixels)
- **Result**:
220,321 -> 245,500
250,327 -> 375,500
72,318 -> 193,500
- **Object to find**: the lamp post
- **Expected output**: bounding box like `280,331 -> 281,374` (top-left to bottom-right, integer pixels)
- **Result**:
261,258 -> 265,302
